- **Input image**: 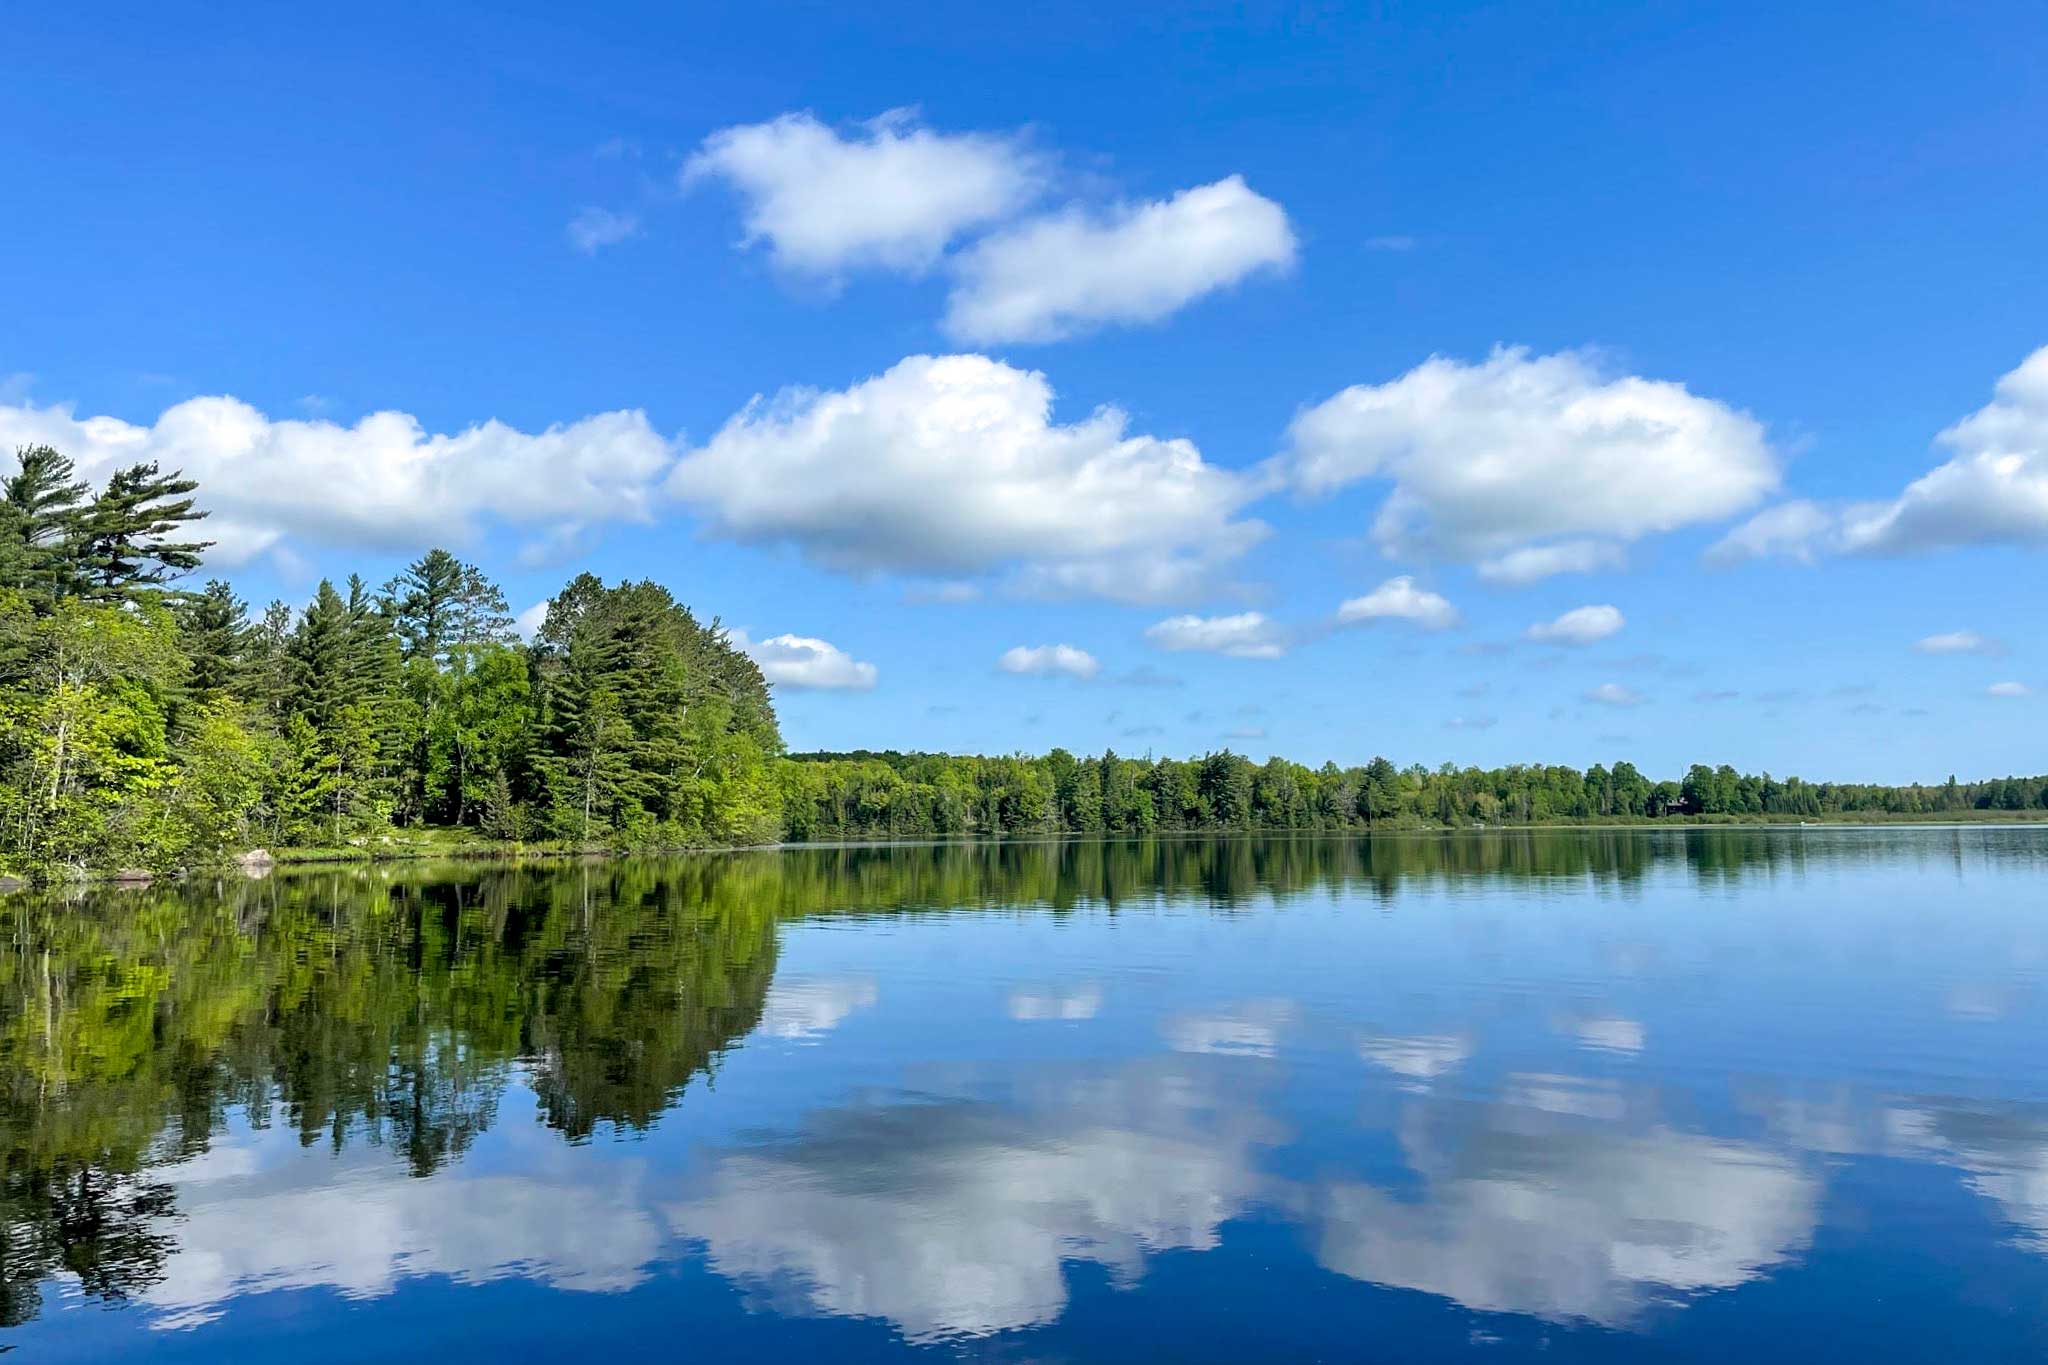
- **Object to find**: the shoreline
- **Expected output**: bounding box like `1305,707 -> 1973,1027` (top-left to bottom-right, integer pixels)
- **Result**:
9,812 -> 2043,892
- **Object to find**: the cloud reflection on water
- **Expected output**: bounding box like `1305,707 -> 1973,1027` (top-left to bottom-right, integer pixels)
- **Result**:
1310,1098 -> 1818,1326
668,1057 -> 1286,1342
138,1125 -> 664,1329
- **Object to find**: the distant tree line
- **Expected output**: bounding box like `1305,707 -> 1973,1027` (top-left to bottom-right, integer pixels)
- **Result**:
1,446 -> 2041,880
780,751 -> 2048,840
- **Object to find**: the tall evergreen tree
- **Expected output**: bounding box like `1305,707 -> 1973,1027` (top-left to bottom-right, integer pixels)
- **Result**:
72,462 -> 212,602
238,599 -> 297,724
176,580 -> 249,700
1,446 -> 90,605
384,549 -> 517,665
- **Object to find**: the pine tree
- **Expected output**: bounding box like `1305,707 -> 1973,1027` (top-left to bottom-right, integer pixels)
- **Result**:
384,549 -> 518,665
176,580 -> 250,700
238,599 -> 297,725
1,445 -> 90,606
288,581 -> 355,729
383,548 -> 466,664
73,462 -> 212,602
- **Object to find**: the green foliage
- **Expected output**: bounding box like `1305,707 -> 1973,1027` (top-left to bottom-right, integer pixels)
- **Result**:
0,449 -> 794,871
69,462 -> 212,603
779,747 -> 2048,840
1,445 -> 91,607
0,593 -> 187,876
527,573 -> 781,848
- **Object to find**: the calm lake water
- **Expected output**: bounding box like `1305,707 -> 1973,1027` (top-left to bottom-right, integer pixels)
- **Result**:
3,829 -> 2045,1360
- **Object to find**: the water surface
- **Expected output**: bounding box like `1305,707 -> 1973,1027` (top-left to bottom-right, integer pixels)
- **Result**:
4,830 -> 2045,1360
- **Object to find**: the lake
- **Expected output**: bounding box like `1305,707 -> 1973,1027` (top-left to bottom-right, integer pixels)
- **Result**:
3,829 -> 2044,1360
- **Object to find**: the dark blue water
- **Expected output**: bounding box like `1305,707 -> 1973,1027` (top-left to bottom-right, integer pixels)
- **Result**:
4,829 -> 2044,1360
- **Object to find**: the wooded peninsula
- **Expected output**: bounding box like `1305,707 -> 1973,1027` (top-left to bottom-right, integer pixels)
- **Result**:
3,446 -> 2043,882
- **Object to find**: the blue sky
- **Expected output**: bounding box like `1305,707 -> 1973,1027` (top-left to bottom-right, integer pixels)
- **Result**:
4,1 -> 2045,781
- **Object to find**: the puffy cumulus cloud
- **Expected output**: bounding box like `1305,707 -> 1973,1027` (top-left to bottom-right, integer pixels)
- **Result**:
1986,680 -> 2032,698
728,628 -> 878,691
1711,347 -> 2048,563
1335,575 -> 1459,631
667,354 -> 1266,604
998,643 -> 1100,680
1283,348 -> 1777,563
944,176 -> 1296,344
668,1059 -> 1284,1342
1586,682 -> 1646,707
1914,629 -> 2002,656
1477,539 -> 1626,586
1839,345 -> 2048,554
1526,604 -> 1625,646
684,109 -> 1044,276
566,206 -> 640,253
1144,612 -> 1289,660
0,397 -> 672,566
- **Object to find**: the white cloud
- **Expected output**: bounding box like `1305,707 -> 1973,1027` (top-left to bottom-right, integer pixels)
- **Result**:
1283,347 -> 1777,563
1987,681 -> 2031,698
1704,499 -> 1835,565
1476,539 -> 1626,585
1839,345 -> 2048,554
514,601 -> 550,641
667,354 -> 1265,604
729,628 -> 878,691
566,207 -> 641,253
1336,576 -> 1459,631
944,176 -> 1296,344
0,397 -> 671,565
1586,682 -> 1646,707
1914,630 -> 2002,656
999,644 -> 1100,680
1710,347 -> 2048,562
1144,612 -> 1289,660
684,109 -> 1044,276
1527,604 -> 1625,646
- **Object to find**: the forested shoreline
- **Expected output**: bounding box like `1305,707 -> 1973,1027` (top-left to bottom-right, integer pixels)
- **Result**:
782,750 -> 2048,840
2,446 -> 2044,883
